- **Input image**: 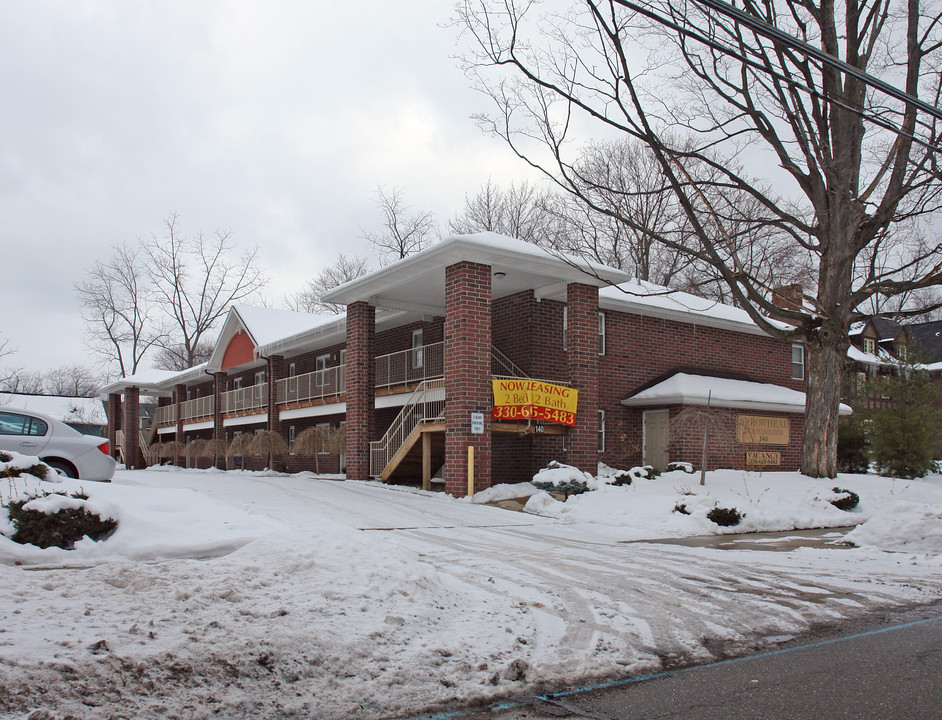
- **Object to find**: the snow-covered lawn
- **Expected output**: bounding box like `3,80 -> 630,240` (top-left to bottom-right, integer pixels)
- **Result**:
2,465 -> 942,719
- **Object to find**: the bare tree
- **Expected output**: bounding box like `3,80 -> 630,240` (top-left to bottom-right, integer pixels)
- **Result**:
44,365 -> 102,397
363,186 -> 439,264
144,213 -> 269,369
449,179 -> 555,243
75,242 -> 162,377
458,0 -> 942,477
285,254 -> 371,315
0,369 -> 45,394
152,341 -> 214,371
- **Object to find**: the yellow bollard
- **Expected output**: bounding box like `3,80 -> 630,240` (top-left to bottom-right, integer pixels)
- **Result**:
467,445 -> 474,497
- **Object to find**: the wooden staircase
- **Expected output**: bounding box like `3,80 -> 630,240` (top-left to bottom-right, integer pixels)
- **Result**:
381,422 -> 446,488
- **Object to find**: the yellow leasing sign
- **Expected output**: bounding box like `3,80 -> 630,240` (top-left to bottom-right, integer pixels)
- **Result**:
492,379 -> 579,426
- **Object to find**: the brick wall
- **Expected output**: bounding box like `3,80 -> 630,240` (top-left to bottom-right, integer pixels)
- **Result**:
566,283 -> 600,473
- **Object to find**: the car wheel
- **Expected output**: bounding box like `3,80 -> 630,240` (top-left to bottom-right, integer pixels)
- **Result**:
44,460 -> 78,479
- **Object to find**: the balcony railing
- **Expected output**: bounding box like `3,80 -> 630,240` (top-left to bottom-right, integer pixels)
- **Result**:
221,383 -> 269,414
180,396 -> 214,423
153,404 -> 177,427
375,341 -> 444,390
276,366 -> 345,405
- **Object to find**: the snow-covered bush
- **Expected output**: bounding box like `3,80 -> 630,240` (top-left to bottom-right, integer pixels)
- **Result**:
707,506 -> 743,527
532,461 -> 592,498
828,487 -> 860,511
0,450 -> 50,482
3,490 -> 117,550
666,461 -> 695,474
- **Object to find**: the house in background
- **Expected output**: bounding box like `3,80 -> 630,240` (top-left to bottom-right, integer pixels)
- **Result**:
102,233 -> 824,495
0,393 -> 108,437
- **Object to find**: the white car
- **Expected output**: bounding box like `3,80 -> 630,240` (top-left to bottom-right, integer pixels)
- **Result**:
0,407 -> 116,481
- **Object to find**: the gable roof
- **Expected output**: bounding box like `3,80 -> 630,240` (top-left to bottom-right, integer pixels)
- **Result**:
907,320 -> 942,363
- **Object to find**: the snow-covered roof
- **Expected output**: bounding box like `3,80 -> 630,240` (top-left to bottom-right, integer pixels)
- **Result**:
323,233 -> 634,313
233,305 -> 336,349
621,372 -> 852,415
846,345 -> 891,368
0,393 -> 107,425
599,280 -> 779,336
99,368 -> 184,396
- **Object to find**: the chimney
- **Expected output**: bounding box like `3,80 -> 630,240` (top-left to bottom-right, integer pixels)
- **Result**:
771,283 -> 803,313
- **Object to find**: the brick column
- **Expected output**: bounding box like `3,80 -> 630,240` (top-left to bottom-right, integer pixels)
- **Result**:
213,373 -> 226,450
345,302 -> 375,481
122,386 -> 141,469
267,355 -> 285,436
267,355 -> 286,471
444,261 -> 492,497
174,383 -> 186,466
107,393 -> 121,461
566,283 -> 599,474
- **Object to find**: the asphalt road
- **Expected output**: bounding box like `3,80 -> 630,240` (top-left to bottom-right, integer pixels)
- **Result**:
435,602 -> 942,720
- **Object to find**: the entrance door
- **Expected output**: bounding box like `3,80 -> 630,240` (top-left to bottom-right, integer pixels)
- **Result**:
643,410 -> 670,470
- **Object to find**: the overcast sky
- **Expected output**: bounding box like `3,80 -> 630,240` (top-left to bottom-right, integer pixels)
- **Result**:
0,1 -> 536,376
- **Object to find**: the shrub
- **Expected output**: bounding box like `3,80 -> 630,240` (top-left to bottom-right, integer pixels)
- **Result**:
837,417 -> 870,474
867,359 -> 942,478
829,487 -> 860,511
673,502 -> 690,515
707,506 -> 743,527
0,451 -> 49,481
4,491 -> 117,550
532,479 -> 588,498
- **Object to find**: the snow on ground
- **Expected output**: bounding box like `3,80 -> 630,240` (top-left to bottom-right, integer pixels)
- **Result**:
2,465 -> 942,719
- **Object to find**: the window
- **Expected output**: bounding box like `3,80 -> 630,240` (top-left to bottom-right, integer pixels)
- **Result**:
0,412 -> 47,436
856,371 -> 867,395
411,329 -> 424,369
791,344 -> 804,380
288,362 -> 296,377
315,354 -> 330,386
863,337 -> 876,355
340,349 -> 347,365
232,377 -> 243,391
288,425 -> 296,453
598,311 -> 606,355
562,306 -> 568,350
317,423 -> 331,453
598,409 -> 606,453
255,370 -> 266,386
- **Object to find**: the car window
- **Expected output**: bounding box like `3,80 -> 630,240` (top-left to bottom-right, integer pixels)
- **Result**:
0,412 -> 49,436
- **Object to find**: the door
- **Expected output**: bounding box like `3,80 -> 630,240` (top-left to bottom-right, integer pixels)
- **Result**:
643,410 -> 670,470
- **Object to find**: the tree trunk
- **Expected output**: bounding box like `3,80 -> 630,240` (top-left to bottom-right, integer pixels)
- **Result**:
801,330 -> 848,478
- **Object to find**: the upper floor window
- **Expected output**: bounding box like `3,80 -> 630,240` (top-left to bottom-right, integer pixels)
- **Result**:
598,311 -> 606,355
791,344 -> 805,380
412,329 -> 424,369
315,354 -> 330,386
255,370 -> 267,386
863,337 -> 876,355
232,377 -> 243,391
288,362 -> 296,377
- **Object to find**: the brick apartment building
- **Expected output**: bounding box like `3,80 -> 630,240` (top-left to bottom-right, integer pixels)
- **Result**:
102,233 -> 818,496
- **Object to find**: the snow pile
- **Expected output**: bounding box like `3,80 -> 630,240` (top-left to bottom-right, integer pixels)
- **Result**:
2,466 -> 942,719
0,473 -> 285,566
517,466 -> 942,541
844,502 -> 942,554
